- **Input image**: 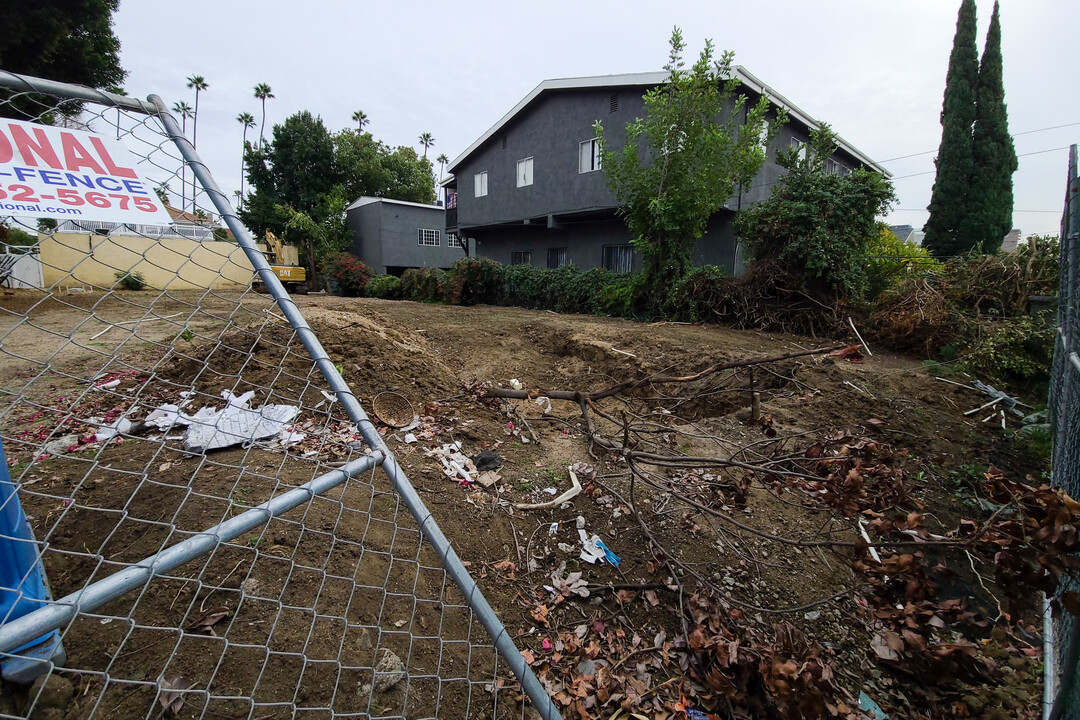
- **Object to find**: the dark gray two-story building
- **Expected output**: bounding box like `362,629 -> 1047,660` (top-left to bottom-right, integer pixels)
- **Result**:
346,196 -> 465,276
444,69 -> 888,275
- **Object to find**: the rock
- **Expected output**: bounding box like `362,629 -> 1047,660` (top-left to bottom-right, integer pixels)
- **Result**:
240,578 -> 263,596
371,649 -> 406,692
41,434 -> 80,458
804,611 -> 821,621
576,659 -> 597,676
1019,422 -> 1051,437
357,627 -> 373,650
29,674 -> 74,717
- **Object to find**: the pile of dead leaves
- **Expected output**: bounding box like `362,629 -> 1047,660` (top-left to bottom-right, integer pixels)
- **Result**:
790,433 -> 908,516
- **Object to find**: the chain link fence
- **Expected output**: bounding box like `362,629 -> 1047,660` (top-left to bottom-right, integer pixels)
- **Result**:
1046,144 -> 1080,720
0,72 -> 559,720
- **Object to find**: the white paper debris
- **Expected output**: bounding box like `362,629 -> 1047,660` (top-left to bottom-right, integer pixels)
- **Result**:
534,396 -> 552,414
548,523 -> 559,536
403,433 -> 418,444
542,487 -> 558,495
509,378 -> 523,390
424,442 -> 478,484
93,417 -> 132,442
184,391 -> 298,452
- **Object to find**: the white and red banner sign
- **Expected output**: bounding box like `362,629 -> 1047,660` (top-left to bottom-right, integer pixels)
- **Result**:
0,118 -> 171,224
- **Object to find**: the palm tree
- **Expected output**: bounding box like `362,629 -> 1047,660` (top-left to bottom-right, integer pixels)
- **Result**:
254,83 -> 274,146
418,132 -> 434,158
352,110 -> 368,132
186,75 -> 208,212
436,153 -> 448,183
237,112 -> 256,209
171,101 -> 193,210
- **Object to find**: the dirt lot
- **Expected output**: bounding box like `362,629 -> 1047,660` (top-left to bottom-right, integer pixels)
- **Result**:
0,289 -> 1051,719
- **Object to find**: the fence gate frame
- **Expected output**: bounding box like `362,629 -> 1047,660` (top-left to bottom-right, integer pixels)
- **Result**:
0,70 -> 562,720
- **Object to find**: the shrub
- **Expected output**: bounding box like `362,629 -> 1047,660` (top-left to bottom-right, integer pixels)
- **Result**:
958,314 -> 1055,383
399,267 -> 447,302
736,127 -> 896,304
322,252 -> 374,297
114,270 -> 146,291
446,257 -> 504,306
865,225 -> 942,299
663,265 -> 731,321
365,274 -> 401,300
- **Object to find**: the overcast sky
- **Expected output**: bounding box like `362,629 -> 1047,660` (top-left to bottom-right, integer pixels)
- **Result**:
113,0 -> 1076,237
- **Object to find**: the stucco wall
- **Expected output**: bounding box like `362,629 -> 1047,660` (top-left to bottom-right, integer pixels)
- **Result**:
347,200 -> 459,274
39,232 -> 262,290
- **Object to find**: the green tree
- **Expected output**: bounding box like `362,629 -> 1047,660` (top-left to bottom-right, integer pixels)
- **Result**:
236,112 -> 256,208
735,127 -> 897,302
0,0 -> 125,120
186,75 -> 208,212
418,132 -> 434,158
596,27 -> 778,307
964,1 -> 1017,253
436,153 -> 449,183
352,110 -> 369,131
254,82 -> 274,146
924,0 -> 980,257
279,188 -> 352,289
334,130 -> 435,204
241,110 -> 342,239
171,101 -> 193,210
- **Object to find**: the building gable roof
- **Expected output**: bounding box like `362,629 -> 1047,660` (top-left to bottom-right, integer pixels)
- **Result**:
447,67 -> 889,177
346,196 -> 443,212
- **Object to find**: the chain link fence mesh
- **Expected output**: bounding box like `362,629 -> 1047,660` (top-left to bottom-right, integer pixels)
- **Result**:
1047,144 -> 1079,720
0,73 -> 557,720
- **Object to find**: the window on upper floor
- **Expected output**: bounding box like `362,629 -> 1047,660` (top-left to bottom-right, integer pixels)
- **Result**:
609,94 -> 619,113
579,139 -> 602,174
511,250 -> 532,266
447,232 -> 465,249
474,171 -> 488,197
824,158 -> 847,175
602,244 -> 634,274
547,247 -> 568,269
418,228 -> 441,246
789,137 -> 809,160
517,157 -> 534,188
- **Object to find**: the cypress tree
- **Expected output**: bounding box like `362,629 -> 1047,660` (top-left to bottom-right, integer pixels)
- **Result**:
965,1 -> 1017,252
924,0 -> 980,257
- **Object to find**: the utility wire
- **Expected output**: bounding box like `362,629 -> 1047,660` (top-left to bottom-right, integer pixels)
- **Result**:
889,145 -> 1072,180
878,121 -> 1080,163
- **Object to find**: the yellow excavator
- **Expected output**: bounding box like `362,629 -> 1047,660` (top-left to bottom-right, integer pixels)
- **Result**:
254,231 -> 308,294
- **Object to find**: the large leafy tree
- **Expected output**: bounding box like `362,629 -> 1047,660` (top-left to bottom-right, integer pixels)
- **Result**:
735,127 -> 897,302
964,1 -> 1017,253
241,110 -> 342,238
334,130 -> 435,204
924,0 -> 980,257
0,0 -> 125,119
596,27 -> 778,305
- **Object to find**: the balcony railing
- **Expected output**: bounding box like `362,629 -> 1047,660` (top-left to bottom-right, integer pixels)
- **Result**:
54,220 -> 217,242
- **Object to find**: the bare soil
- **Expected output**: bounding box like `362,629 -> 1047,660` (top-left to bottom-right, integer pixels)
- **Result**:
0,290 -> 1047,719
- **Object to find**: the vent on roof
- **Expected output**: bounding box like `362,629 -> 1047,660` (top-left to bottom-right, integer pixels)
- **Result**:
609,94 -> 619,113
501,135 -> 507,150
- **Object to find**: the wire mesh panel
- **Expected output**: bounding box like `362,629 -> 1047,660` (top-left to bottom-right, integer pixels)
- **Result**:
0,73 -> 556,719
1047,144 -> 1080,720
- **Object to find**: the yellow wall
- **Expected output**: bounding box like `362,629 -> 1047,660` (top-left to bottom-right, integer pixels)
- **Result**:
39,233 -> 300,290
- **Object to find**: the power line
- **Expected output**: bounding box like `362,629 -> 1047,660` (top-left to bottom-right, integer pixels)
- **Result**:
877,121 -> 1080,163
893,208 -> 1060,213
889,145 -> 1072,180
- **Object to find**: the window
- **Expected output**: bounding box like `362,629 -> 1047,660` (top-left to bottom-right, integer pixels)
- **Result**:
418,228 -> 441,246
517,157 -> 533,187
474,171 -> 488,197
602,245 -> 634,274
824,158 -> 846,175
579,138 -> 601,173
789,137 -> 808,160
609,94 -> 619,113
511,250 -> 532,266
547,247 -> 568,269
447,232 -> 465,249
